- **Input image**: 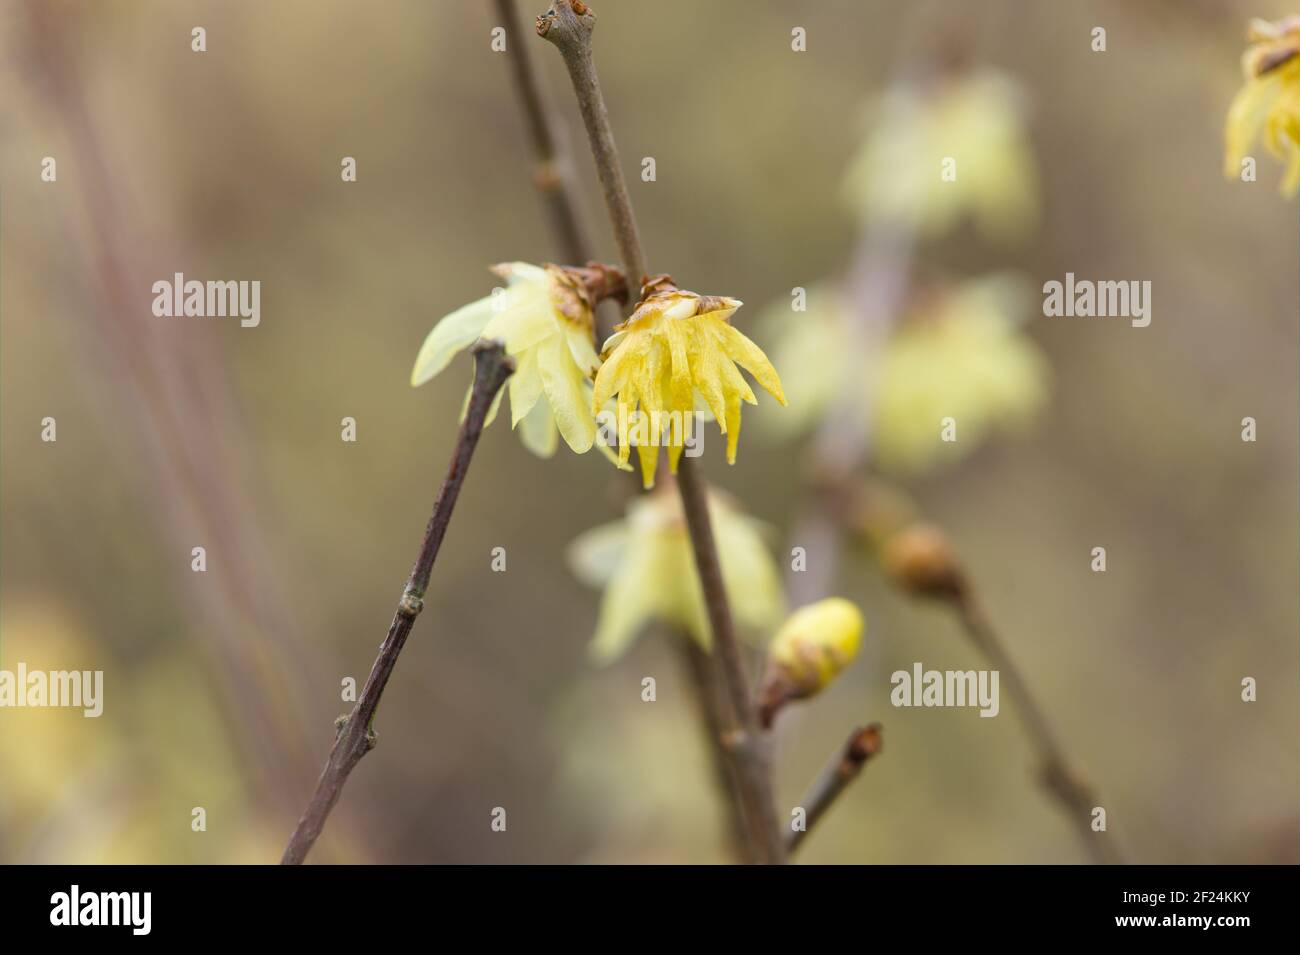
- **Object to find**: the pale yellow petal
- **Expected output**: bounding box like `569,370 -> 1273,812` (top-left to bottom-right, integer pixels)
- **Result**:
588,537 -> 672,663
1227,73 -> 1279,176
538,336 -> 597,453
410,296 -> 495,386
509,347 -> 545,426
517,393 -> 558,458
684,322 -> 729,427
491,261 -> 549,286
724,394 -> 742,464
564,323 -> 601,377
712,322 -> 787,405
592,338 -> 637,412
566,520 -> 630,587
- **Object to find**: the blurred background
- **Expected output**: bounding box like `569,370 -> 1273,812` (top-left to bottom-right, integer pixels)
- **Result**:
1,0 -> 1297,864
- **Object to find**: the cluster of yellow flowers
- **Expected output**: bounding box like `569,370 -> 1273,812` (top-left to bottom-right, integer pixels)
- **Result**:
761,275 -> 1048,473
414,274 -> 865,688
568,487 -> 863,705
412,267 -> 784,489
843,71 -> 1039,243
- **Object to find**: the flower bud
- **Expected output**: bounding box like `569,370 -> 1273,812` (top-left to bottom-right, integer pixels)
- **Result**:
758,598 -> 864,727
881,523 -> 964,599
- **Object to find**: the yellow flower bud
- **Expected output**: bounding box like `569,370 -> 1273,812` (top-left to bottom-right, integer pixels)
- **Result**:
758,598 -> 863,727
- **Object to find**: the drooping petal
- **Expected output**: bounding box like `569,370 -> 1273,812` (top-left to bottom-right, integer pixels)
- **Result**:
592,337 -> 637,412
684,322 -> 729,427
667,437 -> 686,475
508,347 -> 545,426
411,296 -> 495,386
715,507 -> 786,634
716,346 -> 758,406
724,393 -> 742,464
615,374 -> 641,465
661,316 -> 697,414
538,336 -> 597,453
636,440 -> 659,490
566,520 -> 631,587
517,395 -> 558,458
564,323 -> 601,378
711,321 -> 788,405
588,535 -> 672,664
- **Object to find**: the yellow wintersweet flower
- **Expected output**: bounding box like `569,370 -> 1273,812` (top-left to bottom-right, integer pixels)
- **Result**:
874,278 -> 1048,473
843,71 -> 1039,242
592,276 -> 787,488
412,262 -> 623,458
757,597 -> 864,727
1224,16 -> 1300,193
758,276 -> 1048,474
567,486 -> 785,663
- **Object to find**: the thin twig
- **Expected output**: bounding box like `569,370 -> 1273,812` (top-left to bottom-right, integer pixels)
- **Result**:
536,0 -> 783,863
535,0 -> 647,287
787,724 -> 883,855
493,0 -> 753,860
494,0 -> 589,266
281,341 -> 514,865
952,592 -> 1125,865
679,641 -> 753,862
675,459 -> 784,864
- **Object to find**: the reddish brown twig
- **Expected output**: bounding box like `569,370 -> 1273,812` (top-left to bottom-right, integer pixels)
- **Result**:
787,724 -> 883,855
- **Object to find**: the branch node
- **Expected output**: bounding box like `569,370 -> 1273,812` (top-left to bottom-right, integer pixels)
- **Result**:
536,1 -> 595,45
397,591 -> 424,618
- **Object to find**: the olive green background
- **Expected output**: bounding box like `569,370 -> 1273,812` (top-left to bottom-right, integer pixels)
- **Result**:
0,0 -> 1296,863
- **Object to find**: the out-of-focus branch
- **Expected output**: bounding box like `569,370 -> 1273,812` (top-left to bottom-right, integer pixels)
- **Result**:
787,724 -> 883,855
281,341 -> 514,865
879,521 -> 1126,864
22,3 -> 321,821
536,0 -> 783,864
492,0 -> 753,860
494,0 -> 589,266
534,0 -> 647,287
953,592 -> 1124,865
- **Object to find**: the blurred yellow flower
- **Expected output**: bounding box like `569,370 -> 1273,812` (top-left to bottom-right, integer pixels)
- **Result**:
567,486 -> 785,663
593,277 -> 787,489
755,284 -> 853,439
757,597 -> 864,726
843,71 -> 1039,242
874,278 -> 1048,473
759,276 -> 1048,474
1224,16 -> 1300,193
412,262 -> 617,458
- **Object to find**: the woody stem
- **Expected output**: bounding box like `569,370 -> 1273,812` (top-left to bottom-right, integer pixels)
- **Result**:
537,0 -> 784,864
280,342 -> 514,864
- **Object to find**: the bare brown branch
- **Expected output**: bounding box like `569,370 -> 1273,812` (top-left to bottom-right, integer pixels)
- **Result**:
787,724 -> 883,855
281,341 -> 514,865
494,0 -> 590,266
535,0 -> 783,863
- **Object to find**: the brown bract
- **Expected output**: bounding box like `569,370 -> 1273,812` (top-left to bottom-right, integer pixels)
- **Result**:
1245,16 -> 1300,77
881,523 -> 965,599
